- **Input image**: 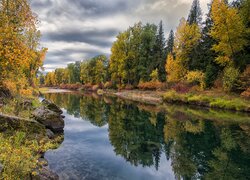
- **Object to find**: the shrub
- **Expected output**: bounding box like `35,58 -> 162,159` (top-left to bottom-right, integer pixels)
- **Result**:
150,69 -> 159,82
241,88 -> 250,99
239,65 -> 250,91
80,83 -> 93,91
137,81 -> 166,90
222,66 -> 240,92
124,84 -> 134,90
213,75 -> 223,90
163,90 -> 188,103
186,71 -> 205,90
0,132 -> 60,179
60,83 -> 82,90
204,63 -> 220,88
171,82 -> 191,93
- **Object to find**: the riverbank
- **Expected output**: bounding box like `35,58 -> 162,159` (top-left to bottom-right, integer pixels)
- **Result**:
104,90 -> 164,105
40,87 -> 250,113
105,90 -> 250,113
0,92 -> 64,179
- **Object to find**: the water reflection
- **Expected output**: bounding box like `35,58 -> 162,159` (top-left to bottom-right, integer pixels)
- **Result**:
44,92 -> 250,180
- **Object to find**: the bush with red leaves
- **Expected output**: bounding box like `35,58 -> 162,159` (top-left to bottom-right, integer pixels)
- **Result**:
171,82 -> 191,93
137,81 -> 166,90
241,88 -> 250,99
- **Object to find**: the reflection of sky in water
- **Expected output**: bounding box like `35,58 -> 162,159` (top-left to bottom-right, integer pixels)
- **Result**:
45,109 -> 175,180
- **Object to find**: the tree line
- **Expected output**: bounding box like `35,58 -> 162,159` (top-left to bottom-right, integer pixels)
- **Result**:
43,0 -> 250,93
0,0 -> 47,95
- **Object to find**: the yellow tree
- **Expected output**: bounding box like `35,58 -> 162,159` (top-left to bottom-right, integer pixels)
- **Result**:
174,18 -> 201,68
166,18 -> 201,83
0,0 -> 46,91
109,31 -> 129,85
210,0 -> 248,66
165,54 -> 186,82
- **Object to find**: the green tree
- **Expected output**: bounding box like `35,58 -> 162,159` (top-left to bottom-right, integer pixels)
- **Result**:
153,21 -> 167,82
187,0 -> 202,26
166,29 -> 174,54
138,24 -> 157,82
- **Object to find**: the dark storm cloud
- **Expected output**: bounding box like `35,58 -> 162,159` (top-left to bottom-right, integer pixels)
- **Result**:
68,0 -> 131,16
46,28 -> 119,47
31,0 -> 213,72
49,48 -> 106,62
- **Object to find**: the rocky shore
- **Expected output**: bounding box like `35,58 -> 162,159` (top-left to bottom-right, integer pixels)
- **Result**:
0,98 -> 65,180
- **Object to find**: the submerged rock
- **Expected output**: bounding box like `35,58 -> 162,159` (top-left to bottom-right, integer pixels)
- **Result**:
32,106 -> 64,133
42,99 -> 63,114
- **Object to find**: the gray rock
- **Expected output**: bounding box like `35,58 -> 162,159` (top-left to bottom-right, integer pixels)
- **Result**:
42,99 -> 63,114
32,106 -> 64,133
46,129 -> 55,139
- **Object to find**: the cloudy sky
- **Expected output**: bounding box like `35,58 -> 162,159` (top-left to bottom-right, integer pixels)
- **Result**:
31,0 -> 213,72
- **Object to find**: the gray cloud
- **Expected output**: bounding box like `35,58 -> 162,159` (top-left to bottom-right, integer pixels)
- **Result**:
46,28 -> 118,47
31,0 -> 214,72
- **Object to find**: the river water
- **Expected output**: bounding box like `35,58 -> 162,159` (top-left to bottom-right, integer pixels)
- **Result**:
44,92 -> 250,180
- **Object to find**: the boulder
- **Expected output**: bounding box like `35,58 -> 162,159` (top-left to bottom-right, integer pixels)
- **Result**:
42,99 -> 63,114
32,106 -> 64,133
46,129 -> 55,139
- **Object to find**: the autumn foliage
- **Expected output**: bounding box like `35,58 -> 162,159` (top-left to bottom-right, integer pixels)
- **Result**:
40,0 -> 250,95
0,0 -> 47,95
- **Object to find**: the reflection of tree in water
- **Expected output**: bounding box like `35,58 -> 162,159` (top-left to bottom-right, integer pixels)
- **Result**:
108,102 -> 165,170
164,110 -> 250,179
44,93 -> 81,117
79,94 -> 109,127
44,93 -> 109,127
45,93 -> 250,178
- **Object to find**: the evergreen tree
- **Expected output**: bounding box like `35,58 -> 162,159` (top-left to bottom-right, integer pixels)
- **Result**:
153,21 -> 166,82
201,7 -> 221,87
187,0 -> 202,26
139,23 -> 157,82
186,0 -> 203,71
166,30 -> 174,54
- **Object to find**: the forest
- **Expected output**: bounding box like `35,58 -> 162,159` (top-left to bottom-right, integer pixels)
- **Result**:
42,0 -> 250,98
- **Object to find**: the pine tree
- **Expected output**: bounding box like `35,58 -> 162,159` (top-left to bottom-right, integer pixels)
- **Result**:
154,20 -> 166,82
201,6 -> 221,87
187,0 -> 202,26
166,30 -> 174,54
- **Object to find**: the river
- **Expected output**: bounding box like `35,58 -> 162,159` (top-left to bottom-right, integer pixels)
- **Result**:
43,92 -> 250,180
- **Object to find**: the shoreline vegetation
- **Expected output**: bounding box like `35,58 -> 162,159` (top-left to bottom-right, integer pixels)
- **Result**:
41,87 -> 250,113
41,88 -> 250,123
0,94 -> 64,179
